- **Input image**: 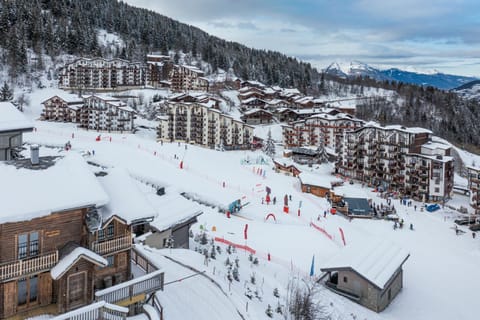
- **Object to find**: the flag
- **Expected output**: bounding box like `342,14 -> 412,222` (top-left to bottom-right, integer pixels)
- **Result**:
310,255 -> 315,276
244,224 -> 248,240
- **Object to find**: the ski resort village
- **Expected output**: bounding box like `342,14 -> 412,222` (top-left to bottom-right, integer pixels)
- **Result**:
0,51 -> 479,320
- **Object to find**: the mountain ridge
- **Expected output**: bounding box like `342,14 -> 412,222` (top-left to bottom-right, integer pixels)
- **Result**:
324,61 -> 477,90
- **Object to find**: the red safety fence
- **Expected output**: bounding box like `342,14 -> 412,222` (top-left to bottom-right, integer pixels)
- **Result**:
309,222 -> 333,240
214,237 -> 256,254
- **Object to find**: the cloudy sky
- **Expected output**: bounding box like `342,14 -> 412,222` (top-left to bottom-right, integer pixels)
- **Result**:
124,0 -> 480,77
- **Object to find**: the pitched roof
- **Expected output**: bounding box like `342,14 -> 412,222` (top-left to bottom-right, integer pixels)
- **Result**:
0,102 -> 34,132
147,193 -> 203,233
298,171 -> 332,189
97,168 -> 157,225
0,153 -> 109,224
321,240 -> 409,289
51,247 -> 108,280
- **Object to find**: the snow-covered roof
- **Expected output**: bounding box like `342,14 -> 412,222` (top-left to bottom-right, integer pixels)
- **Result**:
147,193 -> 203,232
41,94 -> 84,105
242,97 -> 265,104
242,108 -> 273,116
273,158 -> 300,169
51,247 -> 108,280
364,123 -> 432,134
267,99 -> 286,105
119,105 -> 136,113
85,94 -> 118,101
321,240 -> 409,290
263,87 -> 276,95
307,112 -> 357,121
0,102 -> 34,132
282,88 -> 301,95
98,168 -> 157,225
421,142 -> 451,151
0,153 -> 109,224
298,172 -> 332,189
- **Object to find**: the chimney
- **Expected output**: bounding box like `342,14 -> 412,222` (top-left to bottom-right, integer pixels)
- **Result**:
30,144 -> 39,165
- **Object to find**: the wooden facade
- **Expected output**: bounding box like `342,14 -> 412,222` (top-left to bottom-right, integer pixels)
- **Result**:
300,183 -> 330,198
273,160 -> 301,177
0,208 -> 134,319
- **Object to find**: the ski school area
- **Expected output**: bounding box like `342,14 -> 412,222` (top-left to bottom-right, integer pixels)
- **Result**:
24,119 -> 480,320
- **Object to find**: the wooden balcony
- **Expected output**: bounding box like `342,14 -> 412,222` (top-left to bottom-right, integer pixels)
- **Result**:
95,270 -> 164,306
91,234 -> 131,256
51,301 -> 128,320
0,251 -> 58,282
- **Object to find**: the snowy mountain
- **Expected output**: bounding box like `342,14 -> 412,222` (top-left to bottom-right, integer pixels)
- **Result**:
324,61 -> 477,90
453,80 -> 480,100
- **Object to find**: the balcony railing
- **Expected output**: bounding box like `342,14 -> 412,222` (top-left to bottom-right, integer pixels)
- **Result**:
0,251 -> 58,282
95,270 -> 164,305
91,234 -> 131,256
51,301 -> 128,320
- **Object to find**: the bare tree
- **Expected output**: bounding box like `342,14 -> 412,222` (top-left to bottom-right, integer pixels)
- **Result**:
285,278 -> 329,320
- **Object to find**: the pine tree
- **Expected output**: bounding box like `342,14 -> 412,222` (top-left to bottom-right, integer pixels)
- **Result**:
265,304 -> 273,318
232,266 -> 239,281
263,129 -> 276,159
0,82 -> 13,101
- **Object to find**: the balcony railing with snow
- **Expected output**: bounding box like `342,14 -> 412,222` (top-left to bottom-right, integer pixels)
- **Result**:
0,251 -> 58,282
51,301 -> 128,320
95,269 -> 164,304
91,234 -> 132,256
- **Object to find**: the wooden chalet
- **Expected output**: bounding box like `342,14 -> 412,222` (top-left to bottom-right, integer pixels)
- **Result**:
273,159 -> 301,177
298,171 -> 332,197
241,97 -> 267,110
0,153 -> 163,319
0,102 -> 34,161
321,241 -> 409,312
240,80 -> 265,89
238,90 -> 265,102
240,109 -> 274,125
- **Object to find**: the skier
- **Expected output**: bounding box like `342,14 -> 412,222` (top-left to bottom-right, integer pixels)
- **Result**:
410,223 -> 414,230
273,197 -> 276,205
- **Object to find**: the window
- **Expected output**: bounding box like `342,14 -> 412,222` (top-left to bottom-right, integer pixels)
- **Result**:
343,276 -> 348,283
435,187 -> 440,193
98,223 -> 115,241
18,232 -> 39,259
106,224 -> 114,238
106,255 -> 114,267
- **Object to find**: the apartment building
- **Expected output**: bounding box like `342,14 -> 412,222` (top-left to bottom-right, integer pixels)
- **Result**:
157,102 -> 253,149
282,111 -> 364,150
146,54 -> 173,88
80,95 -> 136,132
467,166 -> 480,214
170,65 -> 209,92
41,95 -> 84,123
336,124 -> 454,202
58,58 -> 146,90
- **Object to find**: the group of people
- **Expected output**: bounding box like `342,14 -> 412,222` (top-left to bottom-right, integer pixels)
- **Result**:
393,219 -> 414,230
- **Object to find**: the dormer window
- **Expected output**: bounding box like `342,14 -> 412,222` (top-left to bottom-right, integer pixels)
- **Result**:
98,223 -> 115,241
